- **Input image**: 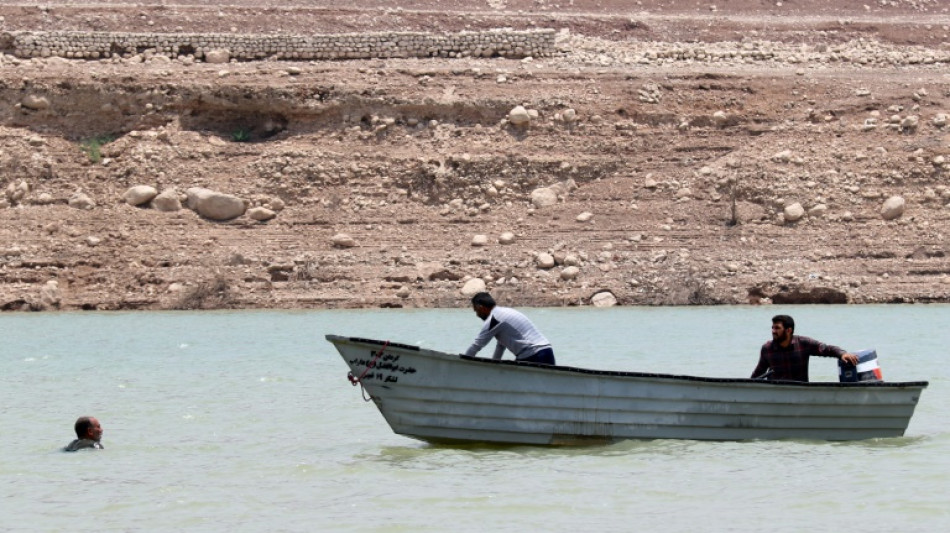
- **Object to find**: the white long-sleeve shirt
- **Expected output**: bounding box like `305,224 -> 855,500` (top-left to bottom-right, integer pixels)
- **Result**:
464,306 -> 551,360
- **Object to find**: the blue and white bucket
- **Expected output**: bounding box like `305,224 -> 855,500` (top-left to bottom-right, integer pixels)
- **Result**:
838,349 -> 883,382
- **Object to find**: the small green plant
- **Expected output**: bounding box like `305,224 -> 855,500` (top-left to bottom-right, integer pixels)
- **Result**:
230,128 -> 252,143
79,135 -> 116,163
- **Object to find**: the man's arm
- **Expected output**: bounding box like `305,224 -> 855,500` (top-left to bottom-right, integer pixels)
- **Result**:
751,346 -> 770,379
802,336 -> 859,365
464,321 -> 495,357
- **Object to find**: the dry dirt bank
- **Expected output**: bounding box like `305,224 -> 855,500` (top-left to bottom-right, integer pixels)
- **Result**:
1,1 -> 949,311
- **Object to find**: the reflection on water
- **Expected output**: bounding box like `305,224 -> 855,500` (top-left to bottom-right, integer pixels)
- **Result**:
831,435 -> 927,449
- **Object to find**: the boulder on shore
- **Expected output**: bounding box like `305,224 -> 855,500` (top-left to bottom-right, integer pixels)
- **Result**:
530,187 -> 558,208
508,105 -> 531,126
152,188 -> 182,212
205,49 -> 231,64
331,233 -> 356,248
784,202 -> 806,223
461,277 -> 487,296
124,185 -> 157,207
591,291 -> 617,307
248,206 -> 277,221
68,192 -> 95,210
881,196 -> 905,221
185,187 -> 247,220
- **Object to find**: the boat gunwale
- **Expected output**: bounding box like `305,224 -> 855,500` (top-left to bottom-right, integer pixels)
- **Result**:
329,335 -> 930,389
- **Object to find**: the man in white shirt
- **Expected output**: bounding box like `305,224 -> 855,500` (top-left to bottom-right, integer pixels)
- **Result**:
464,292 -> 556,365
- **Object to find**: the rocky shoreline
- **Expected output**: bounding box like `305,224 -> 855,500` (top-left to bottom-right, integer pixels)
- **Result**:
1,1 -> 949,311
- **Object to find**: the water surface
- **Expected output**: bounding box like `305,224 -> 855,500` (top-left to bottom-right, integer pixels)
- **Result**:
2,306 -> 946,532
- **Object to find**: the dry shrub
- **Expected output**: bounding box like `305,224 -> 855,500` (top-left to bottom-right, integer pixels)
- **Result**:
171,276 -> 233,310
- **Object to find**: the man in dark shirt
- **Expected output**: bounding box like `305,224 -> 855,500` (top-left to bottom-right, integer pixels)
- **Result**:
64,416 -> 104,452
751,315 -> 859,382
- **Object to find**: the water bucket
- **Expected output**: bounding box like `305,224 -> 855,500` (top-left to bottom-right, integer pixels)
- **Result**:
838,349 -> 883,382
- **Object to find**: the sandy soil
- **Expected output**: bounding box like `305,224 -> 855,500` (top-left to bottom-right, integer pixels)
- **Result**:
1,1 -> 949,311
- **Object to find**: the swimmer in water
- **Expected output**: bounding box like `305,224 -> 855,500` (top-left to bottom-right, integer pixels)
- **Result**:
64,416 -> 104,452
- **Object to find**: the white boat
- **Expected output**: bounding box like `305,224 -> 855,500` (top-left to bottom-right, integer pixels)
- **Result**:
326,335 -> 928,445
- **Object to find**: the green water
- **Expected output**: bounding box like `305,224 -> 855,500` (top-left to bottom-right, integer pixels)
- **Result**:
1,306 -> 946,532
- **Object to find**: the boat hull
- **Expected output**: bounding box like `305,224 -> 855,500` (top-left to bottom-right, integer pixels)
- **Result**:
326,335 -> 928,445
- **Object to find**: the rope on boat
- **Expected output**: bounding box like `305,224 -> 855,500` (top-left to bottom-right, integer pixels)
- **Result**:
347,340 -> 390,401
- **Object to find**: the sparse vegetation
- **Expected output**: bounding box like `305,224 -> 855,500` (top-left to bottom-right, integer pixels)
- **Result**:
728,174 -> 740,227
230,128 -> 252,143
79,135 -> 116,163
170,276 -> 233,310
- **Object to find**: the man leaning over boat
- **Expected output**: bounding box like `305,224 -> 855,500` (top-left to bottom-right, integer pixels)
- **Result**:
464,292 -> 556,365
752,314 -> 859,382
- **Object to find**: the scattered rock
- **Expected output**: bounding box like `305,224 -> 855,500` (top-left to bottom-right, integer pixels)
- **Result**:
204,49 -> 231,64
900,115 -> 919,132
591,291 -> 617,307
248,206 -> 277,221
21,95 -> 50,111
638,83 -> 662,103
5,180 -> 29,204
563,254 -> 581,266
881,196 -> 906,220
548,179 -> 577,197
772,150 -> 792,163
460,277 -> 487,296
536,252 -> 555,269
267,197 -> 286,212
560,266 -> 580,280
471,234 -> 489,246
331,233 -> 357,248
34,192 -> 54,205
123,185 -> 158,207
417,262 -> 460,281
152,188 -> 182,212
68,192 -> 95,210
38,280 -> 61,309
185,187 -> 246,220
712,111 -> 729,127
530,187 -> 558,208
784,202 -> 806,223
508,105 -> 531,126
498,231 -> 516,244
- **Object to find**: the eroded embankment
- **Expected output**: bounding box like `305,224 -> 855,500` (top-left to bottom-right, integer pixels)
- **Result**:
2,19 -> 950,311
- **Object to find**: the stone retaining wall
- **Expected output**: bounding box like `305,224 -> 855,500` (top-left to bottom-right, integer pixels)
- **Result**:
0,29 -> 557,61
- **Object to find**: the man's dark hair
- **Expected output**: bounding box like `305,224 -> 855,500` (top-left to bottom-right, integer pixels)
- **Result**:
772,314 -> 795,333
74,416 -> 93,439
471,292 -> 496,308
